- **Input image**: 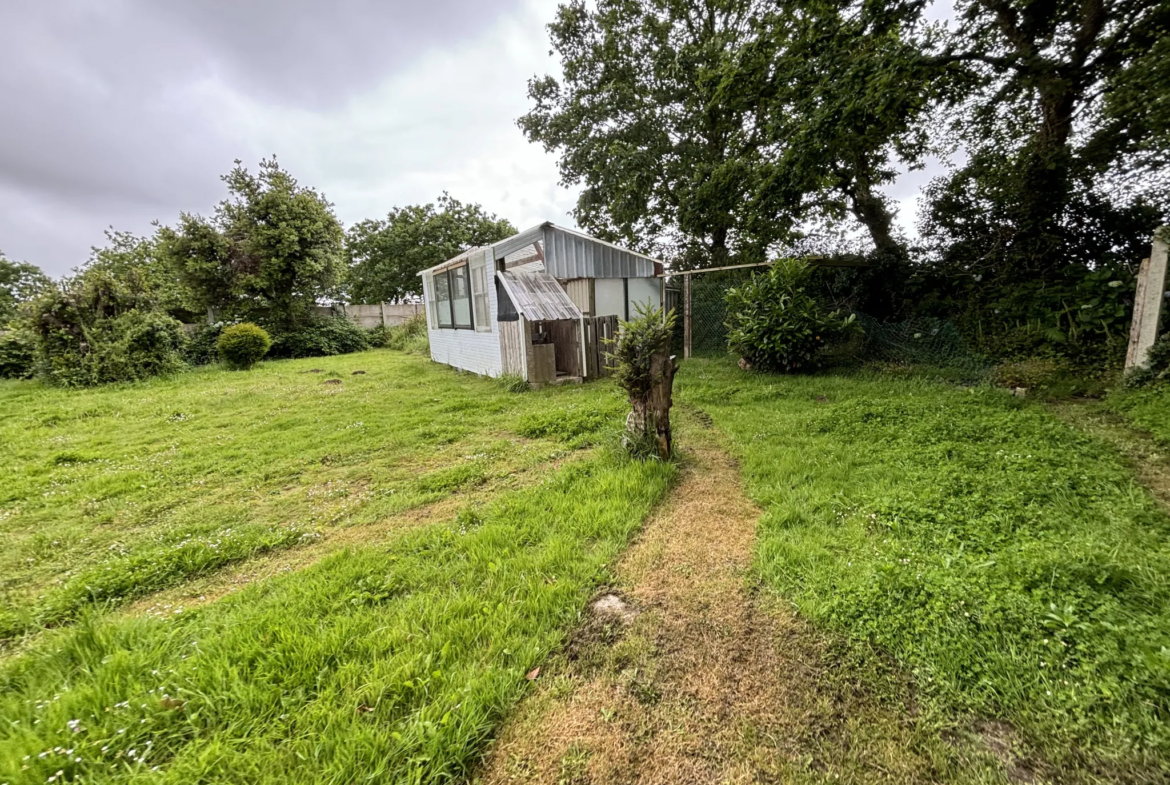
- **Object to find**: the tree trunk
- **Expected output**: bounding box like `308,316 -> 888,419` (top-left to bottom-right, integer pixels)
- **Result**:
847,159 -> 902,257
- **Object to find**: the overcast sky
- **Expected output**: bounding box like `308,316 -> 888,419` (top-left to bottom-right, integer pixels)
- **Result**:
3,0 -> 947,278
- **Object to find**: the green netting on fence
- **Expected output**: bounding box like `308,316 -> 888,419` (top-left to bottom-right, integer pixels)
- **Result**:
670,266 -> 989,379
854,314 -> 990,380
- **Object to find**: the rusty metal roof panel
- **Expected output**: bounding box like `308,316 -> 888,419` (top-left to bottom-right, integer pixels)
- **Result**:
496,270 -> 582,322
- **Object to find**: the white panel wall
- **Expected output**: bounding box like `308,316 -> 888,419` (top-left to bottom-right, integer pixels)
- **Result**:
423,267 -> 503,377
594,277 -> 662,319
594,278 -> 626,318
627,277 -> 661,316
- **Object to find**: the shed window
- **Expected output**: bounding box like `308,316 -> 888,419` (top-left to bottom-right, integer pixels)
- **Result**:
426,273 -> 438,329
429,264 -> 475,330
450,264 -> 473,329
434,270 -> 453,328
470,251 -> 490,332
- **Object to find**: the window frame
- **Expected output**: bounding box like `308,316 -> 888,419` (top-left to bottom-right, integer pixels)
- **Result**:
430,264 -> 476,331
470,251 -> 491,333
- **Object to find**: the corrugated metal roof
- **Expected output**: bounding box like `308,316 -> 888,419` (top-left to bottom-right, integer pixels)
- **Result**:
496,270 -> 582,321
418,222 -> 661,279
541,225 -> 657,279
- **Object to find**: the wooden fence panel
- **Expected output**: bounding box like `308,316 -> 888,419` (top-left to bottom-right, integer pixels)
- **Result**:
499,319 -> 527,377
583,315 -> 619,378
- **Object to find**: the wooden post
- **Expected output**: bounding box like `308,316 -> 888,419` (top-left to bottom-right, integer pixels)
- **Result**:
380,302 -> 386,328
683,274 -> 692,359
1126,227 -> 1170,370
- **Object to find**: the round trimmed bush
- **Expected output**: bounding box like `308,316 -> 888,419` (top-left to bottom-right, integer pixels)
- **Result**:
217,323 -> 271,370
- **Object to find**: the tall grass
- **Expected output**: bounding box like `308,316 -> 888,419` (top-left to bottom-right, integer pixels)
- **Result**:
679,359 -> 1170,769
0,350 -> 627,641
0,452 -> 674,784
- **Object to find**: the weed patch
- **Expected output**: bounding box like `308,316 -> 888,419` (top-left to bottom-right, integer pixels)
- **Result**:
515,401 -> 624,447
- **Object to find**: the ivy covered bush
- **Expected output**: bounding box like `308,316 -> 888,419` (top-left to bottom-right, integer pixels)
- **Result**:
1123,332 -> 1170,388
184,323 -> 223,366
0,325 -> 37,379
30,286 -> 187,387
217,323 -> 271,370
725,259 -> 857,373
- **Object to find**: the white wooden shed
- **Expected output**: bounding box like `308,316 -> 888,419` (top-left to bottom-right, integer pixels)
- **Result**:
418,222 -> 664,383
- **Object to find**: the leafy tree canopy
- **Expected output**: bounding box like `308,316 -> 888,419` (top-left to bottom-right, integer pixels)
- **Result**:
71,230 -> 198,319
346,194 -> 515,303
0,253 -> 51,324
521,0 -> 783,269
922,0 -> 1170,276
159,157 -> 346,326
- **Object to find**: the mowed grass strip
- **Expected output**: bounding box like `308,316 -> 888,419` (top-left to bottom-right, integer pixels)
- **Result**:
0,351 -> 627,641
0,450 -> 674,784
678,359 -> 1170,771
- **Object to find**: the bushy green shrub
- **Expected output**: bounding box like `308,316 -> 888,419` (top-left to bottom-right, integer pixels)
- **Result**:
384,313 -> 429,354
30,287 -> 188,387
267,317 -> 369,359
607,304 -> 676,401
0,326 -> 37,379
725,259 -> 856,373
184,322 -> 224,365
366,325 -> 391,348
217,323 -> 272,370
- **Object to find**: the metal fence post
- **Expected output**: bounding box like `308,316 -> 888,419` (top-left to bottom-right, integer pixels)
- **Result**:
683,274 -> 692,359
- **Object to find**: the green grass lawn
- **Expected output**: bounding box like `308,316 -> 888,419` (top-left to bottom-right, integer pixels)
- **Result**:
0,351 -> 675,784
677,359 -> 1170,773
0,350 -> 629,640
5,350 -> 1169,782
1106,384 -> 1170,447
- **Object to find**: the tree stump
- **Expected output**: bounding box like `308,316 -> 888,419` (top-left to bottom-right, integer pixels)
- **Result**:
626,352 -> 677,460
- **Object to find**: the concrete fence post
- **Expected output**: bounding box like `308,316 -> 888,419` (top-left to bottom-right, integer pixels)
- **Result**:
1126,226 -> 1170,370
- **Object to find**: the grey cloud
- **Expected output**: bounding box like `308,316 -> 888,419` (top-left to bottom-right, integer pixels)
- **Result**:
0,0 -> 523,276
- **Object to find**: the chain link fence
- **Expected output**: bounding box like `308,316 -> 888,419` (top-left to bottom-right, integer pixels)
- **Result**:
666,263 -> 989,379
666,265 -> 763,357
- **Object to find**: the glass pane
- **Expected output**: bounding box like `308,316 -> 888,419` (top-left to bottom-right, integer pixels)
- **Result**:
471,263 -> 489,330
427,273 -> 438,328
451,266 -> 472,328
435,271 -> 452,328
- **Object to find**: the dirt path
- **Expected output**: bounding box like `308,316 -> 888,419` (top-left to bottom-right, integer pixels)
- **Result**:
475,423 -> 999,784
1049,400 -> 1170,509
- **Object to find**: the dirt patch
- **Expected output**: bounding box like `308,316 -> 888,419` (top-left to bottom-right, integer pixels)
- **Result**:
476,421 -> 999,784
971,720 -> 1037,784
589,593 -> 638,624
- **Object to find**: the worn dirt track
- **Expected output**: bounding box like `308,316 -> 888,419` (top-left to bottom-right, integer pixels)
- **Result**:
476,423 -> 991,784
